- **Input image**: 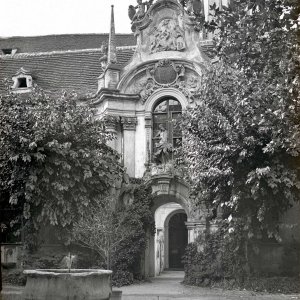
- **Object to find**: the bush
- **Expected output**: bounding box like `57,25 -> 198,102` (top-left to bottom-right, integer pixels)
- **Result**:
112,270 -> 134,287
183,230 -> 300,293
211,277 -> 300,294
3,269 -> 26,286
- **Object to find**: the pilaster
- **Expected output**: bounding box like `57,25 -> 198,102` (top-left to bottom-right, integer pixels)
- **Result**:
145,113 -> 152,165
121,116 -> 137,177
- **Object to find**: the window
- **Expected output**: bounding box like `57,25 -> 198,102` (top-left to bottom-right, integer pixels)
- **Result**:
2,49 -> 12,55
152,97 -> 182,158
1,48 -> 17,55
17,78 -> 28,88
11,68 -> 33,92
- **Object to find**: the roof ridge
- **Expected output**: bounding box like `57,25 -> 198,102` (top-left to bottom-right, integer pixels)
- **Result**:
0,46 -> 136,58
116,45 -> 137,50
0,48 -> 103,58
0,33 -> 134,39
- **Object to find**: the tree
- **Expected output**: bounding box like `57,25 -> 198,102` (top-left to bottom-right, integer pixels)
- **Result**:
71,180 -> 155,286
0,85 -> 123,231
71,196 -> 127,269
181,0 -> 300,244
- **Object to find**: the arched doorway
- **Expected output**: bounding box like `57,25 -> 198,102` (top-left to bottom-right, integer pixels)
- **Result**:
168,212 -> 188,269
144,176 -> 191,277
153,202 -> 188,276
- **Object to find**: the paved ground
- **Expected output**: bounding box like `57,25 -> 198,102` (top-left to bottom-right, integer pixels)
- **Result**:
115,271 -> 300,300
1,271 -> 300,299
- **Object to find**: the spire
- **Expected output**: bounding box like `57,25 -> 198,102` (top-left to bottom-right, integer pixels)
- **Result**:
107,5 -> 117,65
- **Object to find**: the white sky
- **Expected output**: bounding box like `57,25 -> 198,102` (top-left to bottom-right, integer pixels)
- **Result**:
0,0 -> 133,37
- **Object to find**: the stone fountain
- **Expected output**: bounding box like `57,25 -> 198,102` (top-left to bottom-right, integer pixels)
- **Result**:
22,253 -> 113,300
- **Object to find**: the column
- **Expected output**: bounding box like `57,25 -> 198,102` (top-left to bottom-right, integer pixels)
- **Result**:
121,116 -> 137,177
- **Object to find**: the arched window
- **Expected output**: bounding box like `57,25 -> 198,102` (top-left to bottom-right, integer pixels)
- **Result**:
152,97 -> 182,159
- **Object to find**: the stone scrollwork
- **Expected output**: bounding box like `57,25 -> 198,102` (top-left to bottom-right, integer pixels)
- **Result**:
150,18 -> 186,53
130,59 -> 201,103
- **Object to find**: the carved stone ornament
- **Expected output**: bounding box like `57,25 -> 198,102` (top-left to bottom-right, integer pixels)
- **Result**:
150,18 -> 186,53
128,0 -> 153,23
121,116 -> 138,130
103,115 -> 119,131
130,59 -> 201,103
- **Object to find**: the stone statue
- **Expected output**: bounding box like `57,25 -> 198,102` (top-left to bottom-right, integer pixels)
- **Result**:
153,124 -> 173,164
129,0 -> 153,22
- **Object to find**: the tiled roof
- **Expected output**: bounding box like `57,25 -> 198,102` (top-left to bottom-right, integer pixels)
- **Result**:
0,34 -> 136,54
0,47 -> 136,95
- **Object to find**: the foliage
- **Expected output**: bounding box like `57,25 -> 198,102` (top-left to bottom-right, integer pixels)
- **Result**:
112,180 -> 155,287
182,0 -> 300,242
207,0 -> 300,79
183,230 -> 300,293
183,227 -> 250,286
22,252 -> 63,270
0,85 -> 123,231
69,179 -> 155,286
181,0 -> 300,284
2,269 -> 26,286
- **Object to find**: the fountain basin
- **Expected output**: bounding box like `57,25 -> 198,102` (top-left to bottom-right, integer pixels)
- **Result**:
23,269 -> 112,300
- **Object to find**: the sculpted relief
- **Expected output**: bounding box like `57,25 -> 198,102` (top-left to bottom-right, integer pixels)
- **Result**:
150,19 -> 186,53
126,59 -> 201,103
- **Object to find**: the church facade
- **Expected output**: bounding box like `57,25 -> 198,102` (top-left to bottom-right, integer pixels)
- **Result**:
1,0 -> 299,278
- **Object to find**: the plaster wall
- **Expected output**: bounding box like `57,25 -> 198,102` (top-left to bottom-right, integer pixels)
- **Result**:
280,202 -> 300,243
135,114 -> 147,177
123,129 -> 136,177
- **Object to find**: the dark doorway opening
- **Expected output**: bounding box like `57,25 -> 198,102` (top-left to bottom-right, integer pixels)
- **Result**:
168,212 -> 188,269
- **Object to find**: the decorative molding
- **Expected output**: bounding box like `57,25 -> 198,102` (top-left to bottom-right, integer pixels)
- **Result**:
149,18 -> 186,53
144,115 -> 152,128
130,59 -> 202,103
103,115 -> 119,131
121,116 -> 138,131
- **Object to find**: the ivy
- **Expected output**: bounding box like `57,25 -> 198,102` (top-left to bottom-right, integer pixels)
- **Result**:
112,181 -> 155,286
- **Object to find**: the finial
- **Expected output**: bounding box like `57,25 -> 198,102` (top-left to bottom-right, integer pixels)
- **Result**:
108,4 -> 117,65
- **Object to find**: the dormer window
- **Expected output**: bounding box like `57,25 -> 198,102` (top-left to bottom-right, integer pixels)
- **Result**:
1,48 -> 17,55
11,67 -> 33,93
17,78 -> 28,88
